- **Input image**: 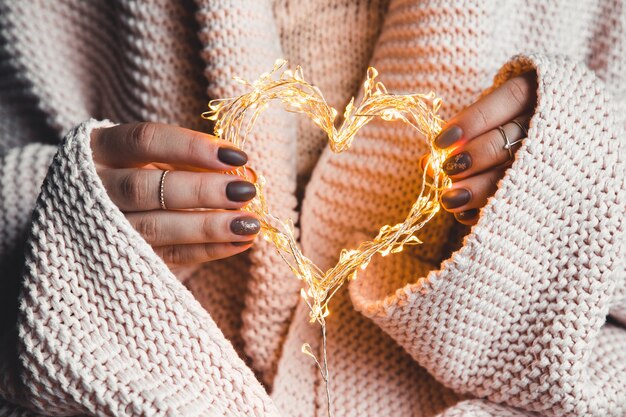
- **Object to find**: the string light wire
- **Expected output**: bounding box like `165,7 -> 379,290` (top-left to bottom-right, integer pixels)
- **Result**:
203,59 -> 450,416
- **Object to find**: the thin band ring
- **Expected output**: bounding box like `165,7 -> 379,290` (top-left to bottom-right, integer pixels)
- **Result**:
497,125 -> 523,161
511,119 -> 529,136
159,170 -> 170,210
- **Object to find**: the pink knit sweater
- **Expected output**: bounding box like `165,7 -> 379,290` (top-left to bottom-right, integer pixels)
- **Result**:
0,1 -> 625,416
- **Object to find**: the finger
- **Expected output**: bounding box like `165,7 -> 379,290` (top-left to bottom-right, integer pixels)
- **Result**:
455,208 -> 480,225
100,169 -> 256,211
91,122 -> 248,170
434,72 -> 537,149
154,241 -> 253,265
418,154 -> 434,178
441,114 -> 530,179
439,166 -> 507,214
419,153 -> 446,180
126,211 -> 261,246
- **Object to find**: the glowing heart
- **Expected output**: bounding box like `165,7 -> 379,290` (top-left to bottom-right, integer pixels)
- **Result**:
203,59 -> 450,415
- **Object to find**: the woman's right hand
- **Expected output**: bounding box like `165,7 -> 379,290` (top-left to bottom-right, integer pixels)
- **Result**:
90,122 -> 260,266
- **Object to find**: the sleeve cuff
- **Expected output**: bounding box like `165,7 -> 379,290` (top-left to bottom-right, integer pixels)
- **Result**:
14,119 -> 280,416
349,54 -> 626,415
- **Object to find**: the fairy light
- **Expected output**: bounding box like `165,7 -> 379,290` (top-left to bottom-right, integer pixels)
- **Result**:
203,59 -> 450,417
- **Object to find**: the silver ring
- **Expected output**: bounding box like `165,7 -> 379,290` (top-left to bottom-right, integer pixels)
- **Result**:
511,119 -> 529,136
497,125 -> 523,161
159,170 -> 170,210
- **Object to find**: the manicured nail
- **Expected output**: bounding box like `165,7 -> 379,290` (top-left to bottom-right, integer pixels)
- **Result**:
230,216 -> 260,235
456,208 -> 479,220
443,152 -> 472,175
226,181 -> 256,202
434,125 -> 463,149
232,240 -> 253,246
441,188 -> 471,209
218,146 -> 248,166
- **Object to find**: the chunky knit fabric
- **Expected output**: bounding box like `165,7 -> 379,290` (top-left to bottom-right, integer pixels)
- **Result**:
1,0 -> 625,416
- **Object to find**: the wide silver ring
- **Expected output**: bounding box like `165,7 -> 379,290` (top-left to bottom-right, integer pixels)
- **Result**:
159,170 -> 170,210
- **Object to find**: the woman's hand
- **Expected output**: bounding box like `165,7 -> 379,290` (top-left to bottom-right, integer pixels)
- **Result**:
91,122 -> 260,266
422,72 -> 537,225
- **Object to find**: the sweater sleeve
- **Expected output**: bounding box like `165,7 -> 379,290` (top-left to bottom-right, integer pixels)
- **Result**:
349,54 -> 626,416
1,119 -> 280,416
0,143 -> 58,406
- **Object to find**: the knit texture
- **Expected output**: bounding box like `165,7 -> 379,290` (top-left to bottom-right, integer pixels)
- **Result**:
0,0 -> 625,416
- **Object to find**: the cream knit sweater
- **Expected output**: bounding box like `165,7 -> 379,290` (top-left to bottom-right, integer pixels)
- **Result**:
1,0 -> 625,416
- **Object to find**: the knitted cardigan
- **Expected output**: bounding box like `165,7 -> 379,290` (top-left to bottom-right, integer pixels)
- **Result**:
0,0 -> 625,416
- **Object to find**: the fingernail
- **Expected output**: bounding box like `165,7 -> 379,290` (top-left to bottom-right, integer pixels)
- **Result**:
434,125 -> 463,149
226,181 -> 256,202
456,208 -> 479,220
441,188 -> 471,209
231,216 -> 260,235
232,240 -> 253,246
443,152 -> 472,175
218,146 -> 248,166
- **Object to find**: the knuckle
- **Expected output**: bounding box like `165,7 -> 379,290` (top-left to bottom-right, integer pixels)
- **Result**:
161,245 -> 186,265
195,174 -> 217,207
201,215 -> 218,240
130,122 -> 157,156
135,215 -> 160,243
120,171 -> 150,207
193,175 -> 208,205
185,133 -> 204,161
487,132 -> 505,163
474,105 -> 490,131
202,244 -> 219,261
506,77 -> 528,108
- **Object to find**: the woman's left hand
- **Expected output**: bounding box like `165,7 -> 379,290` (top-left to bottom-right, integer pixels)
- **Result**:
421,71 -> 538,225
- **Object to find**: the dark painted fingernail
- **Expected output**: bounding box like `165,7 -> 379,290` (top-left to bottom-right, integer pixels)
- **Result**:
434,125 -> 463,149
231,216 -> 260,235
226,181 -> 256,202
232,240 -> 253,246
456,208 -> 479,220
443,152 -> 472,175
441,188 -> 471,209
218,146 -> 248,166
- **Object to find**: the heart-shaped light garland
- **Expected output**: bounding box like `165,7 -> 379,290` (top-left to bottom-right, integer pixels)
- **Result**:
203,59 -> 450,416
